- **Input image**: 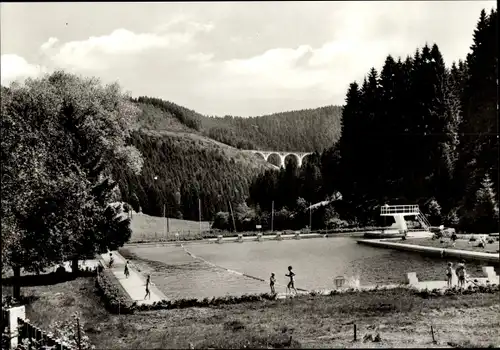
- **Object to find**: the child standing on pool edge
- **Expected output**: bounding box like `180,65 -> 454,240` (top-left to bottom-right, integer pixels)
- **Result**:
285,266 -> 297,295
270,273 -> 276,294
446,262 -> 453,288
144,274 -> 151,300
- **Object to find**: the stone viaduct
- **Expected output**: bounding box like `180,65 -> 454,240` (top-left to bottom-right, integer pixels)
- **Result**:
241,150 -> 313,168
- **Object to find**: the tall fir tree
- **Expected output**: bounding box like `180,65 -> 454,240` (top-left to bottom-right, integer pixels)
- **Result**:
336,82 -> 362,201
456,9 -> 498,228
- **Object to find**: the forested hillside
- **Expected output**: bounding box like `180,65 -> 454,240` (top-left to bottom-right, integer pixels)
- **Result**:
111,130 -> 275,222
215,8 -> 499,234
130,96 -> 343,152
201,106 -> 343,152
113,88 -> 343,222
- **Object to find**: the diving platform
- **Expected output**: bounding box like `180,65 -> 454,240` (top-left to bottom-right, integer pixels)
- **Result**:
381,204 -> 432,235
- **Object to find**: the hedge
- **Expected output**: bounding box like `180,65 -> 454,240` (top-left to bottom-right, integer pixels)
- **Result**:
95,269 -> 136,314
129,284 -> 499,312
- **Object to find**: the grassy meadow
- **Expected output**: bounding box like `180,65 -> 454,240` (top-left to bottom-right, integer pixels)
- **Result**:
129,212 -> 211,242
11,277 -> 500,349
405,237 -> 500,254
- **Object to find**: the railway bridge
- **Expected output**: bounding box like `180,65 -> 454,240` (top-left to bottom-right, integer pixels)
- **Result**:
241,150 -> 313,168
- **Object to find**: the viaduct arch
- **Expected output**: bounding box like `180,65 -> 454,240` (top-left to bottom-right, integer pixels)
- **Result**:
242,150 -> 313,168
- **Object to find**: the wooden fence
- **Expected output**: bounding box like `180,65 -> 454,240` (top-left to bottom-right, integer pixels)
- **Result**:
17,318 -> 71,350
2,307 -> 70,350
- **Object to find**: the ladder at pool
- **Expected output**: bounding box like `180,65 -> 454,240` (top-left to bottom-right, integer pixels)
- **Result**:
380,204 -> 431,231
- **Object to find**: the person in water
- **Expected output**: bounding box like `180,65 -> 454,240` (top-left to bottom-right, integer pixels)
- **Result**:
285,266 -> 297,295
446,262 -> 453,288
270,273 -> 276,294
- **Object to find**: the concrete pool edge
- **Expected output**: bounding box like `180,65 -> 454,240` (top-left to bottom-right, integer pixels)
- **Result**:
357,239 -> 500,263
125,232 -> 366,247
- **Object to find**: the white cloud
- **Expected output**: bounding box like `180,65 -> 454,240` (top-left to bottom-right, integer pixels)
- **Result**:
40,37 -> 59,51
187,52 -> 214,64
41,20 -> 215,71
0,54 -> 48,86
206,1 -> 489,103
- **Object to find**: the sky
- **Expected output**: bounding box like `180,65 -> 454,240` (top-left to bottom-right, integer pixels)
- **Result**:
1,1 -> 496,117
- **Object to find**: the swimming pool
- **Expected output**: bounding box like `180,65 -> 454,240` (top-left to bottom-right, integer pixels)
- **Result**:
121,237 -> 499,299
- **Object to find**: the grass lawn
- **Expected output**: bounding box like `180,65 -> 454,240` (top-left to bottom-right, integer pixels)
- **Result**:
404,237 -> 500,254
10,277 -> 500,349
129,212 -> 211,242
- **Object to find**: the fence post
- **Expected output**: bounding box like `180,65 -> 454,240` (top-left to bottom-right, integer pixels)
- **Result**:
76,317 -> 82,350
27,322 -> 31,350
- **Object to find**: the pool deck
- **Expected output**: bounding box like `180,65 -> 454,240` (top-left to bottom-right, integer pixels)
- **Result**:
357,238 -> 500,263
102,247 -> 498,305
125,232 -> 365,247
100,251 -> 167,305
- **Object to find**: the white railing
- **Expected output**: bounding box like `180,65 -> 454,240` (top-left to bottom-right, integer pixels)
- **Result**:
416,212 -> 431,230
380,205 -> 419,215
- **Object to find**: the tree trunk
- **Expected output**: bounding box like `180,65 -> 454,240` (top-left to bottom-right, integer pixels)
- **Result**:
13,266 -> 21,299
72,258 -> 79,276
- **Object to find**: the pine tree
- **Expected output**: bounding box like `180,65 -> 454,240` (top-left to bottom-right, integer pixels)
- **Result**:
456,9 -> 498,225
358,68 -> 381,203
336,82 -> 362,202
471,174 -> 499,233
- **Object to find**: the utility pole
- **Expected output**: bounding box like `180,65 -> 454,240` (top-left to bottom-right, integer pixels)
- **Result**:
271,200 -> 274,232
228,200 -> 237,232
199,198 -> 202,235
309,202 -> 312,232
163,204 -> 166,239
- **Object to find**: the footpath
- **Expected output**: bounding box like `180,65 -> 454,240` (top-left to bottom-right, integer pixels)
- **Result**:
100,251 -> 167,306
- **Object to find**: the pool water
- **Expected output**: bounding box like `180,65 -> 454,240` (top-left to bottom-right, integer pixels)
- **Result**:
121,237 -> 499,299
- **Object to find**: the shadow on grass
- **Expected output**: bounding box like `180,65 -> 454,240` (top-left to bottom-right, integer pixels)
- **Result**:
196,328 -> 301,349
2,270 -> 96,287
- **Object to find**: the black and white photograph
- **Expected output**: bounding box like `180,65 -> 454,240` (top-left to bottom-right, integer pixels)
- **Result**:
1,1 -> 498,348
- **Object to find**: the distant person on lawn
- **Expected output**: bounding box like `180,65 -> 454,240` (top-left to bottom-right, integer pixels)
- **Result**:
270,273 -> 276,294
446,262 -> 453,288
124,261 -> 130,278
109,252 -> 114,268
145,274 -> 151,300
285,266 -> 298,295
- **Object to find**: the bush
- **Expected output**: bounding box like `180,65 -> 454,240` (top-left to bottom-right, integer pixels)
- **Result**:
95,269 -> 136,314
469,236 -> 477,242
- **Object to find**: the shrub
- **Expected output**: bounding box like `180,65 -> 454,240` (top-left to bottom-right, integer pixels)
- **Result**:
224,320 -> 245,332
469,236 -> 477,242
95,270 -> 135,314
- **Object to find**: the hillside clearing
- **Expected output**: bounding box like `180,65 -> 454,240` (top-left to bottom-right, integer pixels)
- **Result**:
130,212 -> 211,242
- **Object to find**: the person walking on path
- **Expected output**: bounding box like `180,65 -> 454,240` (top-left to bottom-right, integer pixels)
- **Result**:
144,274 -> 151,300
285,266 -> 298,295
446,262 -> 453,288
108,252 -> 114,268
270,273 -> 276,294
124,260 -> 130,278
